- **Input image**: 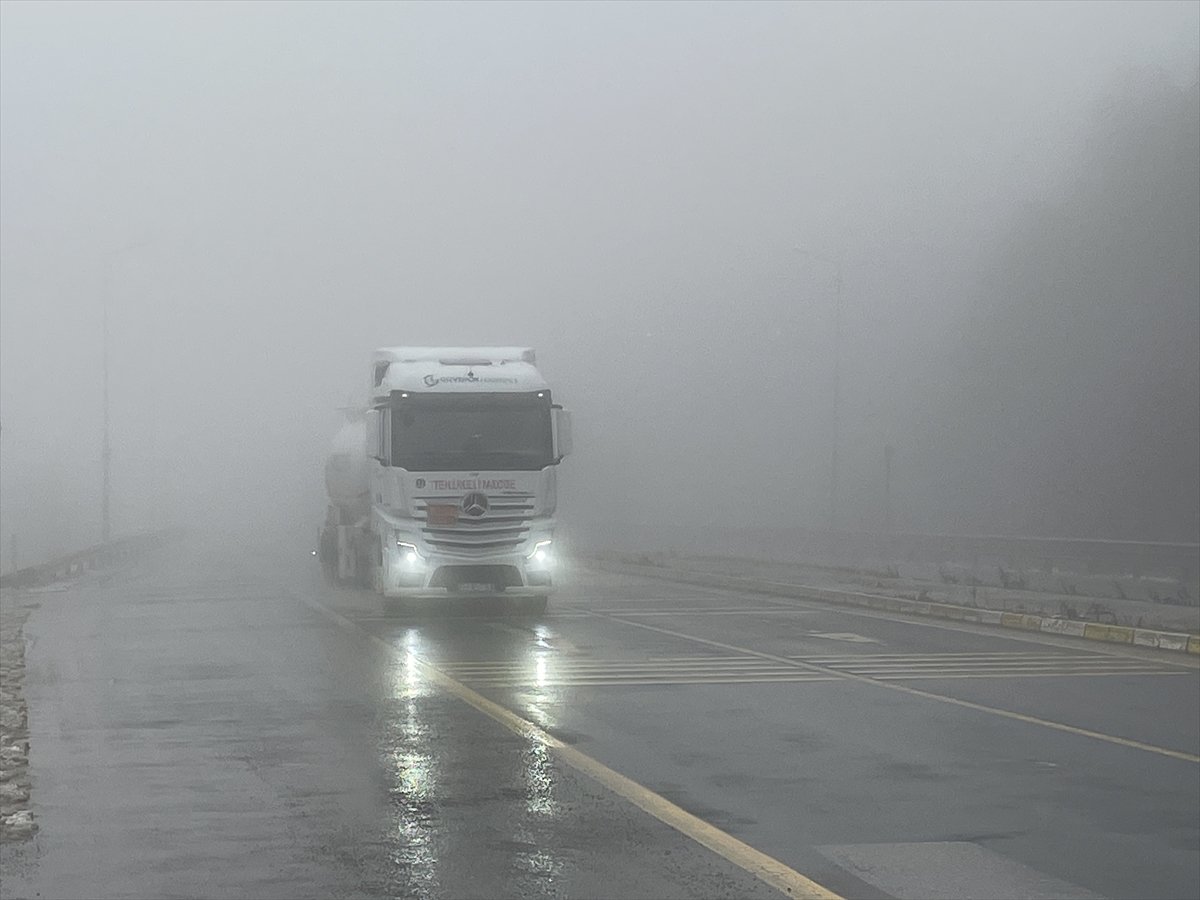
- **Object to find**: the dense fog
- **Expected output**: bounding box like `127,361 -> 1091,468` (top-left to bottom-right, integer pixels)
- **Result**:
2,1 -> 1197,570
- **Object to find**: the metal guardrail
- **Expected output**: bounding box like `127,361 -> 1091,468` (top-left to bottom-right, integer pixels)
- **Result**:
0,528 -> 184,590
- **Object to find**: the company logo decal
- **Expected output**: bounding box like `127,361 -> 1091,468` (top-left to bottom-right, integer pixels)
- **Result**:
460,492 -> 489,517
423,373 -> 519,387
414,478 -> 426,488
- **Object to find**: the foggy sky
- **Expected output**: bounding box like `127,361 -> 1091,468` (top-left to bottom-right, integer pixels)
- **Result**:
2,1 -> 1198,566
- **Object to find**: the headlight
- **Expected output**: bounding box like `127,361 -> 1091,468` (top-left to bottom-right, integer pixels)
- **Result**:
526,539 -> 553,565
396,541 -> 424,564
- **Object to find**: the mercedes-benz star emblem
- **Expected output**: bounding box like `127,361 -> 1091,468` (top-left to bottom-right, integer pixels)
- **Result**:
460,492 -> 489,517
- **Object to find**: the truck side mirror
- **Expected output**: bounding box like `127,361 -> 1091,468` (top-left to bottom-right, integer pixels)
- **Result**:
366,408 -> 388,465
552,407 -> 573,460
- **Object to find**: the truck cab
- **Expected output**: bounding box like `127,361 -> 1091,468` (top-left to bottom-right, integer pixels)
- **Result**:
362,347 -> 571,608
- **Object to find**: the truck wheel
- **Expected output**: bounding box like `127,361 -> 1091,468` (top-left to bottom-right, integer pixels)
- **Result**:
318,530 -> 338,583
355,556 -> 374,590
358,538 -> 382,591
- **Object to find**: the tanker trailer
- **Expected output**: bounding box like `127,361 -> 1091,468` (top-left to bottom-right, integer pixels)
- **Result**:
317,410 -> 370,584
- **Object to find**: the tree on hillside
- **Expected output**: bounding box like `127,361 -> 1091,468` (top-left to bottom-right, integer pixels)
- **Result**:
945,69 -> 1199,541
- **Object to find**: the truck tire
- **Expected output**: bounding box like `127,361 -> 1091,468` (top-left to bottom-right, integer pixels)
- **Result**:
318,529 -> 339,583
360,536 -> 383,591
355,551 -> 374,590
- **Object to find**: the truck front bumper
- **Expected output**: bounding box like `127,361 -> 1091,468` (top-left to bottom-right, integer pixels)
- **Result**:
380,585 -> 553,600
379,555 -> 556,600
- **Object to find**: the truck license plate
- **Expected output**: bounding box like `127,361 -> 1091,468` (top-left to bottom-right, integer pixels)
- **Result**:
426,504 -> 459,526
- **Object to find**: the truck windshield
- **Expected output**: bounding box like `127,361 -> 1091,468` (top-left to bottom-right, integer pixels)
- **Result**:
390,391 -> 553,471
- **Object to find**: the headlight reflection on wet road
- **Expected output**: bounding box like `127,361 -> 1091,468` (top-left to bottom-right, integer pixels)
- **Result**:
386,628 -> 440,894
521,638 -> 564,818
521,737 -> 559,818
382,621 -> 574,892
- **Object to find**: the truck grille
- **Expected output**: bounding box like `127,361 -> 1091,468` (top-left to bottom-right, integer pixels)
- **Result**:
415,493 -> 534,553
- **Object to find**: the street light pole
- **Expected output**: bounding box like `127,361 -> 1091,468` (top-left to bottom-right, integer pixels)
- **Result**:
101,240 -> 150,544
796,246 -> 844,532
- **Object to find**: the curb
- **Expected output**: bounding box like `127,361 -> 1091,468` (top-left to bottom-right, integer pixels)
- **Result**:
596,560 -> 1200,656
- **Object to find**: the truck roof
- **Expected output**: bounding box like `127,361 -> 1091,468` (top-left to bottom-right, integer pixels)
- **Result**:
371,346 -> 549,396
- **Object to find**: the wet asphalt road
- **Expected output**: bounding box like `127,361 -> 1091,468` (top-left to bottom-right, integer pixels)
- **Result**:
1,542 -> 1197,900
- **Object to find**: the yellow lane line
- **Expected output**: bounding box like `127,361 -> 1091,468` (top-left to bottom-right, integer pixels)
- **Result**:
597,614 -> 1200,765
300,595 -> 842,900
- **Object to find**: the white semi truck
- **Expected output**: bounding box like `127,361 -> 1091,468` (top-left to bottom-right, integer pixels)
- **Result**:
319,347 -> 572,612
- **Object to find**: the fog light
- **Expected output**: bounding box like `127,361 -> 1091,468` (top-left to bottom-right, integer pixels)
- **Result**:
396,541 -> 425,565
526,540 -> 554,568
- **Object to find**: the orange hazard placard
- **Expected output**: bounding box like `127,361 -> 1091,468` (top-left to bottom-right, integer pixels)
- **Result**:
426,504 -> 459,526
